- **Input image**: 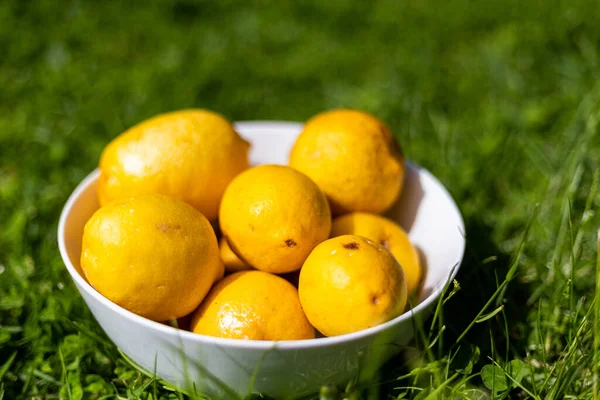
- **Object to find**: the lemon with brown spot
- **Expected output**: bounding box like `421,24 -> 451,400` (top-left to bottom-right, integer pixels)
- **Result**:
191,270 -> 315,340
219,236 -> 251,273
81,194 -> 224,321
98,109 -> 250,221
290,109 -> 404,215
299,234 -> 407,336
331,212 -> 422,296
219,165 -> 331,274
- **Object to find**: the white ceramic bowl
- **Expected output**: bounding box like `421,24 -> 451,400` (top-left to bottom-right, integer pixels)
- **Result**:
58,121 -> 465,399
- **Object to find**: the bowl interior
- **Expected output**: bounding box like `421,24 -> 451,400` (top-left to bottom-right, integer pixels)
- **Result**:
59,121 -> 465,343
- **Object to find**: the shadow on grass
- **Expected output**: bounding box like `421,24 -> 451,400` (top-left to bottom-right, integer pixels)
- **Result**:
444,218 -> 531,355
373,217 -> 533,395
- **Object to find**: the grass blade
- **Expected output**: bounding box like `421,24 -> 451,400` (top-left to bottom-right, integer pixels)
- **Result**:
594,230 -> 600,400
0,352 -> 16,383
454,204 -> 539,346
474,305 -> 504,324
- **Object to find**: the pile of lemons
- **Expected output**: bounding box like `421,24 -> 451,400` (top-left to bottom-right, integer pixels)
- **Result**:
81,109 -> 422,340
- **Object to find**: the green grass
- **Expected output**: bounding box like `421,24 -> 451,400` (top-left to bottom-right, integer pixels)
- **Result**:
1,0 -> 600,398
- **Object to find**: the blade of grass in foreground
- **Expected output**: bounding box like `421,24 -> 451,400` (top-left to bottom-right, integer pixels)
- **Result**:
594,230 -> 600,400
116,348 -> 229,400
542,295 -> 595,398
489,358 -> 538,399
58,348 -> 72,400
453,203 -> 539,347
0,352 -> 16,383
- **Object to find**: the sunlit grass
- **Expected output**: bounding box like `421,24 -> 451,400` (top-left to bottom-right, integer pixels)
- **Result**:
1,0 -> 600,398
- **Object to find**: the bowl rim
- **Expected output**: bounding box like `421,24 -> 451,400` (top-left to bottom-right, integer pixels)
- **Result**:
57,120 -> 466,350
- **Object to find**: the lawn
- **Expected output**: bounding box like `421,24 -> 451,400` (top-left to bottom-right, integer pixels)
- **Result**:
1,0 -> 600,398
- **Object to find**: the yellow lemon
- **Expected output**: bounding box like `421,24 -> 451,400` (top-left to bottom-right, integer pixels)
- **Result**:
219,165 -> 331,274
290,109 -> 404,215
98,109 -> 250,221
81,194 -> 224,321
299,235 -> 407,336
191,271 -> 315,340
219,236 -> 251,273
331,212 -> 422,296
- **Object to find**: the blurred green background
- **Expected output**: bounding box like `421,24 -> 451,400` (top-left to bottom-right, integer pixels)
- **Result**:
1,0 -> 600,398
